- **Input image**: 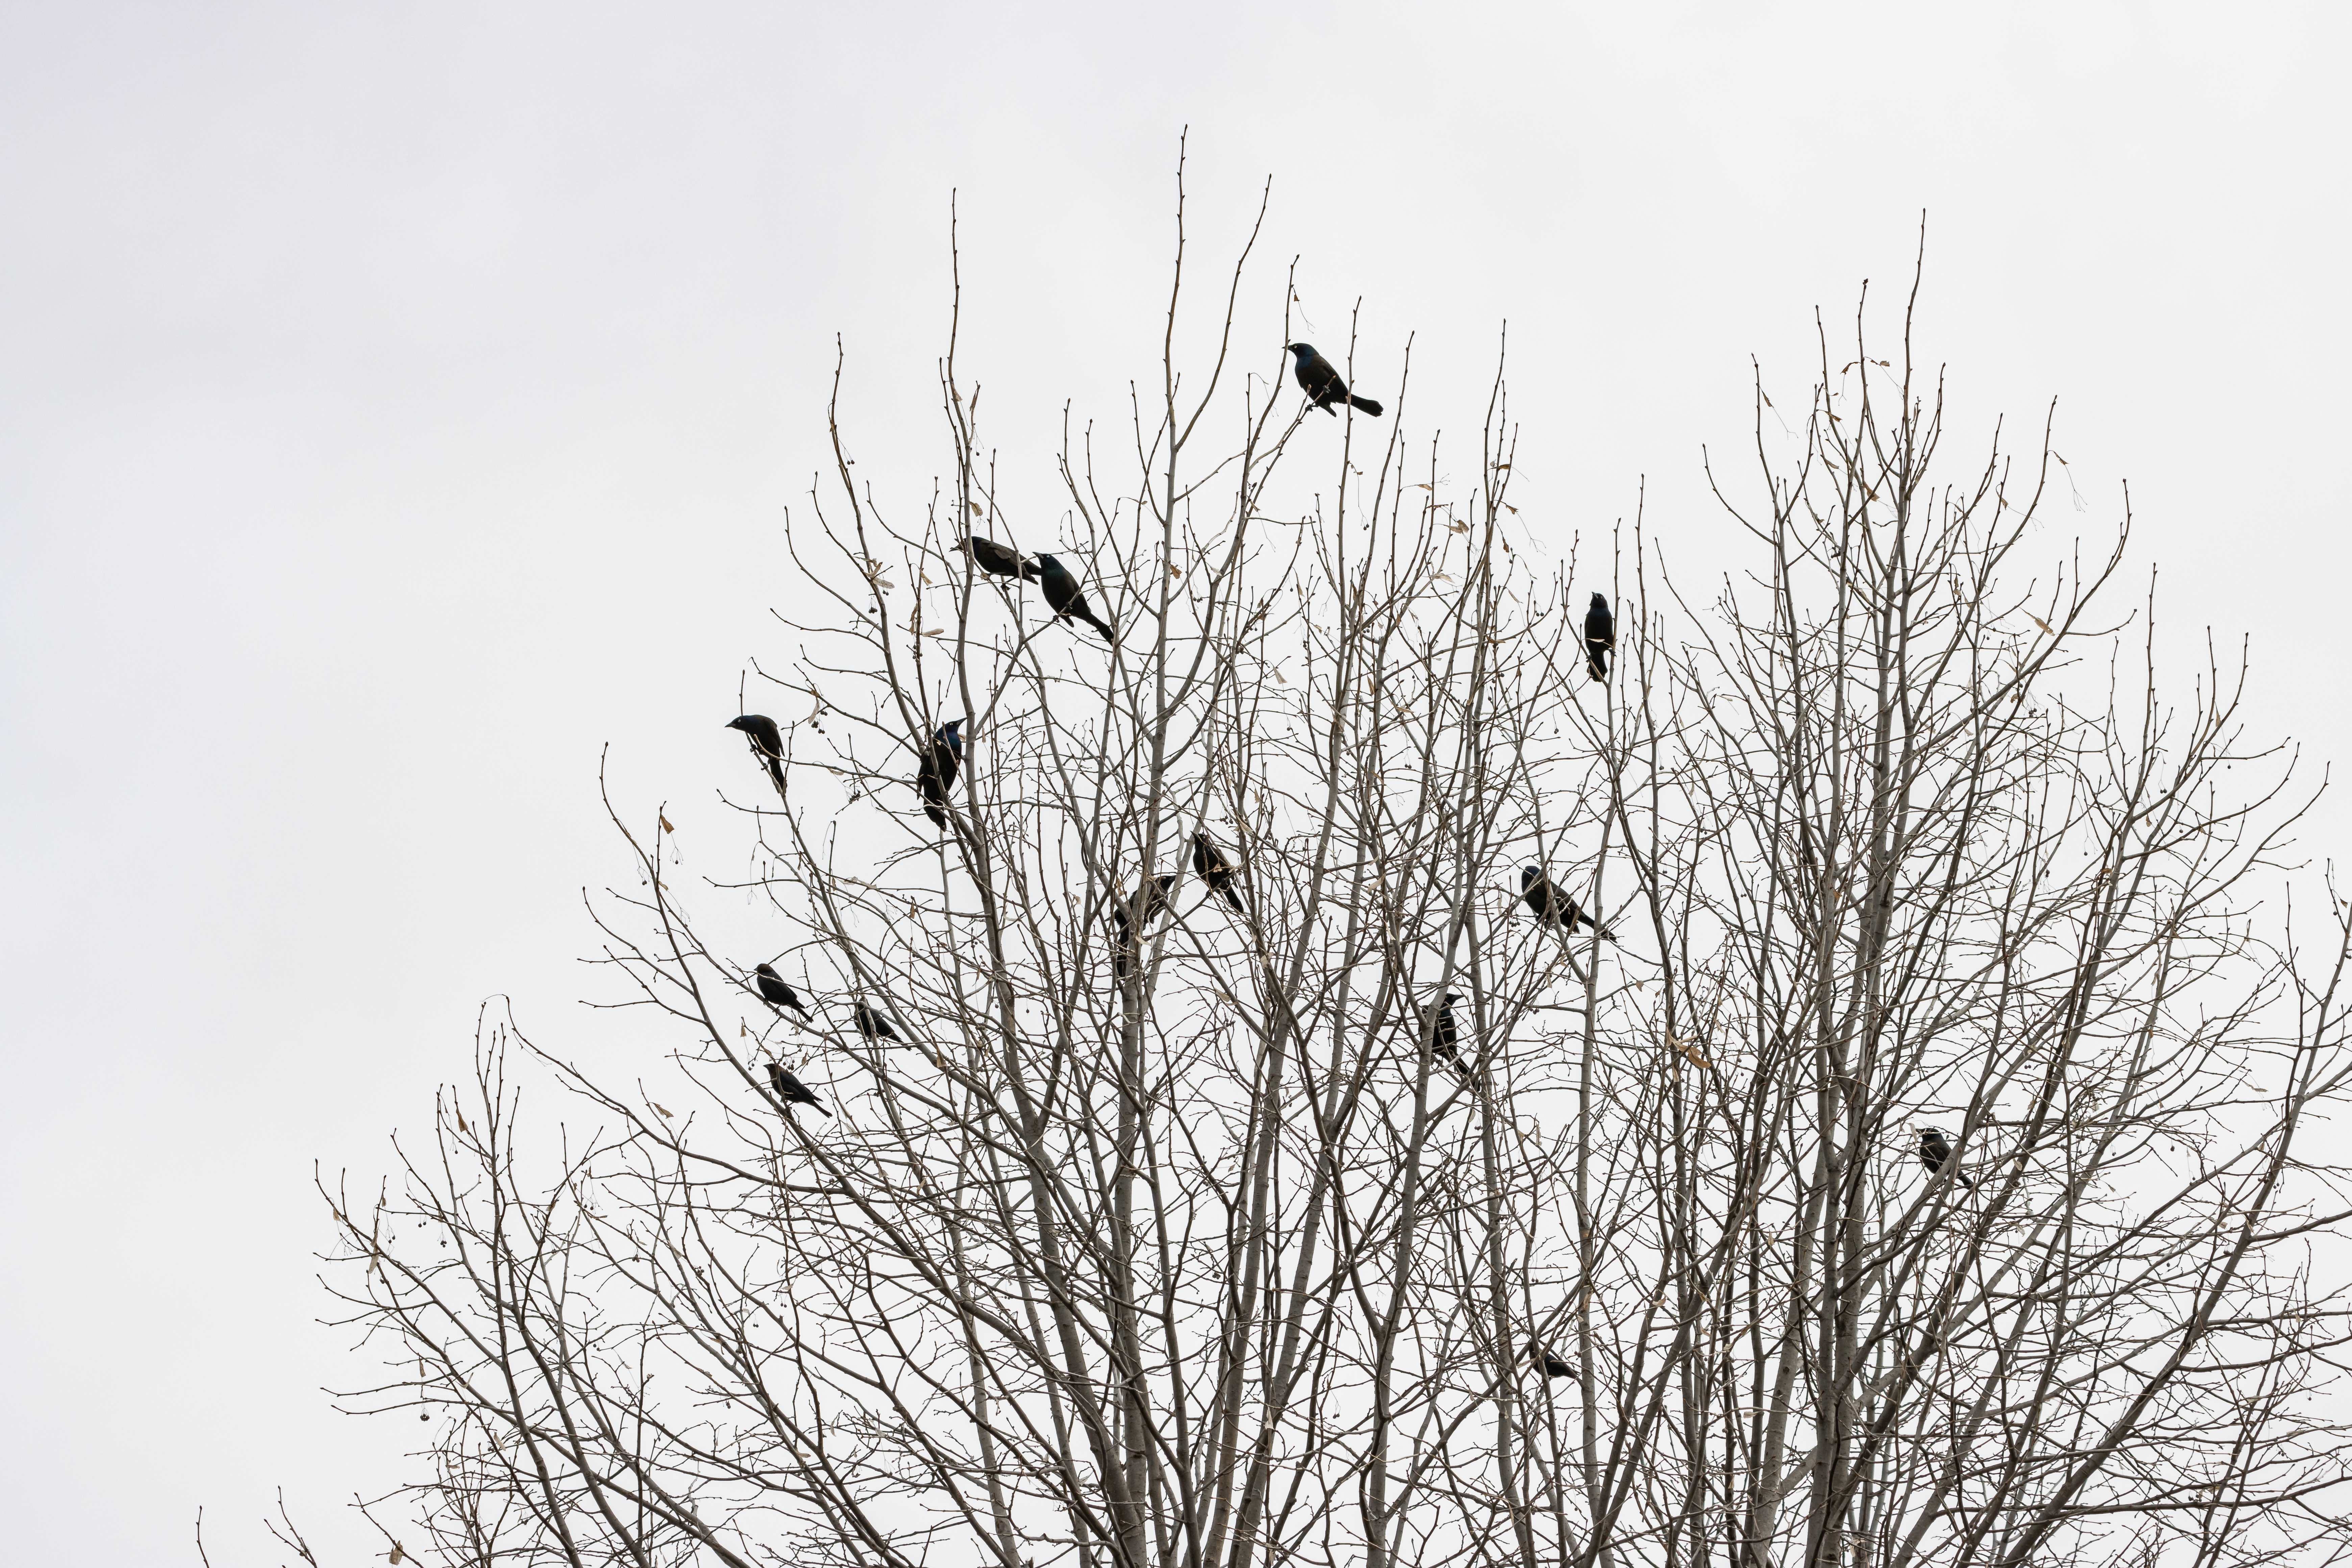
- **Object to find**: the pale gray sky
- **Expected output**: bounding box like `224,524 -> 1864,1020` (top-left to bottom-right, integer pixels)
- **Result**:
3,3 -> 2345,1562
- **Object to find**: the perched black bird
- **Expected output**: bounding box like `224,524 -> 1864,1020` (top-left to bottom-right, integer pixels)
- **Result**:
1111,911 -> 1137,978
1528,1340 -> 1577,1380
726,714 -> 786,796
1285,343 -> 1384,418
1034,554 -> 1118,643
1190,830 -> 1245,910
765,1060 -> 830,1118
957,534 -> 1036,582
1919,1126 -> 1974,1190
1422,991 -> 1466,1075
1138,872 -> 1178,926
852,1000 -> 902,1046
752,962 -> 812,1020
1520,866 -> 1612,941
1583,592 -> 1615,684
1110,874 -> 1179,979
916,718 -> 965,829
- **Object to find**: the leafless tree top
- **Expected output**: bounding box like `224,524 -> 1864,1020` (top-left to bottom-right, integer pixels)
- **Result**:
317,182 -> 2352,1568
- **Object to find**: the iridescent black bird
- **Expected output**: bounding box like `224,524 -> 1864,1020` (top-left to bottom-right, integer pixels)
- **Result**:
916,719 -> 964,830
752,963 -> 811,1020
766,1060 -> 830,1118
1521,866 -> 1612,941
1034,554 -> 1118,643
1583,592 -> 1615,684
957,534 -> 1036,582
1528,1340 -> 1576,1379
726,714 -> 786,797
1285,343 -> 1383,418
1190,830 -> 1245,910
1919,1126 -> 1974,1190
853,1000 -> 902,1046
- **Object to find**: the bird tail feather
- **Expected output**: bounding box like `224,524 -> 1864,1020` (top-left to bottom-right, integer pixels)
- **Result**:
1350,394 -> 1383,417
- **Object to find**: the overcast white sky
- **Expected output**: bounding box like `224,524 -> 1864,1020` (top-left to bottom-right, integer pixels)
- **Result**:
3,3 -> 2346,1562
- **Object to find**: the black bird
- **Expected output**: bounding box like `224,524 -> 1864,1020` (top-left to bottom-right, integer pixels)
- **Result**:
1919,1126 -> 1975,1190
916,718 -> 965,829
726,714 -> 786,796
1527,1340 -> 1577,1380
1034,554 -> 1118,643
957,534 -> 1036,582
1583,592 -> 1615,684
1111,910 -> 1137,978
1285,343 -> 1383,418
1422,991 -> 1467,1076
1520,866 -> 1612,941
852,1000 -> 902,1046
752,962 -> 812,1020
1137,872 -> 1178,926
1190,830 -> 1245,910
1110,874 -> 1179,979
765,1060 -> 831,1118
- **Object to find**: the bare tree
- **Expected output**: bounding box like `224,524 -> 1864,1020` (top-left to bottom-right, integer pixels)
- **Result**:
321,177 -> 2352,1568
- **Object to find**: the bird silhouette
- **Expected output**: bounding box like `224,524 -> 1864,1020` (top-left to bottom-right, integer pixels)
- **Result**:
1034,554 -> 1118,643
1584,593 -> 1615,683
1111,913 -> 1137,978
726,714 -> 786,797
1110,874 -> 1178,979
753,963 -> 812,1020
916,718 -> 964,829
1423,991 -> 1466,1075
766,1060 -> 830,1118
1190,831 -> 1245,910
957,534 -> 1036,582
1285,343 -> 1383,418
852,1000 -> 902,1046
1527,1340 -> 1577,1379
1919,1126 -> 1974,1190
1521,866 -> 1612,941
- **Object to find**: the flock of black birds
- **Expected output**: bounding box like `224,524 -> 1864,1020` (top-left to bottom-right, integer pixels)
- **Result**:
707,344 -> 1979,1319
742,961 -> 903,1118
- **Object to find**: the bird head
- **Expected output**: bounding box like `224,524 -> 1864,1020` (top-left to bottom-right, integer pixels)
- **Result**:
726,715 -> 761,733
940,717 -> 964,753
755,962 -> 779,979
1590,592 -> 1609,610
1521,865 -> 1543,888
1921,1125 -> 1951,1141
1285,342 -> 1314,360
1442,991 -> 1462,1004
